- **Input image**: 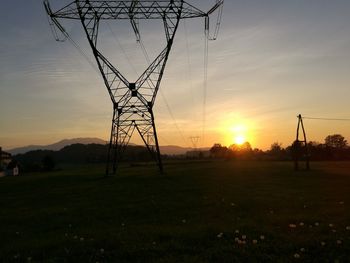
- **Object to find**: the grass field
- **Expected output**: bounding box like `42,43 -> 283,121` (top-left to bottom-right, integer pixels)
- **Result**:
0,161 -> 350,262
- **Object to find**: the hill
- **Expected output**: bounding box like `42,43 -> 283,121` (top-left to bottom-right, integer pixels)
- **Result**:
14,143 -> 153,170
7,138 -> 207,155
8,138 -> 107,155
160,145 -> 209,155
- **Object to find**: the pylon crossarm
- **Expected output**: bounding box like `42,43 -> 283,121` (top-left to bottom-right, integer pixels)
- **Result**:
122,108 -> 152,121
47,1 -> 207,20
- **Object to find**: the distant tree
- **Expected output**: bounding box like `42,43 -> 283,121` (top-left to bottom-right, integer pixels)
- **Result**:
325,134 -> 347,149
270,142 -> 282,154
210,143 -> 229,158
240,142 -> 252,152
229,142 -> 252,153
7,160 -> 18,170
42,155 -> 55,171
228,142 -> 253,160
268,142 -> 287,160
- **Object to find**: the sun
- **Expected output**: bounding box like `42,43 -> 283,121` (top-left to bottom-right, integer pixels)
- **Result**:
234,135 -> 246,145
230,124 -> 248,145
223,119 -> 255,147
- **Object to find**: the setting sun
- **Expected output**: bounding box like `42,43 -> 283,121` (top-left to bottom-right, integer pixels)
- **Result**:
234,135 -> 246,145
219,119 -> 256,147
230,124 -> 249,145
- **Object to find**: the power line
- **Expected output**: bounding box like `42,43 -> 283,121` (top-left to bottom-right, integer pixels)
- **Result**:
183,20 -> 194,105
202,21 -> 209,147
65,35 -> 100,74
106,22 -> 139,76
302,116 -> 350,122
139,39 -> 151,65
136,35 -> 189,147
46,15 -> 99,74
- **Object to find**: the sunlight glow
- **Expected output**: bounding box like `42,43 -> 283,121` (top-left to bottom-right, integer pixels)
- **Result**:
230,124 -> 248,145
234,135 -> 246,145
218,114 -> 258,148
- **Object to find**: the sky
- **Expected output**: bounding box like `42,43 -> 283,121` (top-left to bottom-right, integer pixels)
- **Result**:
1,0 -> 350,150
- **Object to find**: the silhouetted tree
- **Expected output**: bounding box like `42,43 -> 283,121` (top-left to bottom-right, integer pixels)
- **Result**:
42,155 -> 55,171
325,134 -> 347,149
268,142 -> 288,160
270,142 -> 282,154
228,142 -> 253,160
210,143 -> 229,158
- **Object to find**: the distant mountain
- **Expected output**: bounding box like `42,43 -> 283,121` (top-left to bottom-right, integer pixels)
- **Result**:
8,138 -> 107,155
8,137 -> 209,155
159,145 -> 210,155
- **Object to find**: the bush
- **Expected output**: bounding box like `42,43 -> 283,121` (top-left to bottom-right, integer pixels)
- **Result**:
42,155 -> 55,171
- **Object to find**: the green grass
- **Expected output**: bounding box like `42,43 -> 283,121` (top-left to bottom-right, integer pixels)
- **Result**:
0,161 -> 350,262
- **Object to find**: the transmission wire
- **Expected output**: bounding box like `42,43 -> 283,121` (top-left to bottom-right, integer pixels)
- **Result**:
184,20 -> 199,146
106,22 -> 139,76
48,17 -> 99,74
137,37 -> 189,147
302,116 -> 350,122
66,35 -> 100,74
202,28 -> 209,147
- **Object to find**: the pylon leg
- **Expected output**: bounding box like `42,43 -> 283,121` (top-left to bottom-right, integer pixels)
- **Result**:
151,111 -> 163,174
106,109 -> 117,175
133,108 -> 163,174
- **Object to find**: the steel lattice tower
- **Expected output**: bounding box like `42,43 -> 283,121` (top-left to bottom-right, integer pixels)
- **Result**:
44,0 -> 223,175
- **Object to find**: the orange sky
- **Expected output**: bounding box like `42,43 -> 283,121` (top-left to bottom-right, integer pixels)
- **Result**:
1,0 -> 350,150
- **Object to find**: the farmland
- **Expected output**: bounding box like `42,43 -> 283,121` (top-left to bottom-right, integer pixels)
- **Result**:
0,161 -> 350,262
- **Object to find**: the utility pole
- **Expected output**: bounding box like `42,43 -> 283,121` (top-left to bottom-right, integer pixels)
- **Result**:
293,114 -> 310,171
44,0 -> 224,175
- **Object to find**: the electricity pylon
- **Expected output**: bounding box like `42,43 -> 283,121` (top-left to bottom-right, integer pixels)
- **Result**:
44,0 -> 224,175
189,136 -> 200,150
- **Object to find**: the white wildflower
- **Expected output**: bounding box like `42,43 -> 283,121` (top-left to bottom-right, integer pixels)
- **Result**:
294,253 -> 300,259
217,232 -> 223,238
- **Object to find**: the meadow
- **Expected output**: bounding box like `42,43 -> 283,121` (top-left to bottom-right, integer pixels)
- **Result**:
0,161 -> 349,262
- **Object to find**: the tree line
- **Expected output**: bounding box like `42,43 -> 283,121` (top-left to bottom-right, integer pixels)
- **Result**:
10,134 -> 350,173
13,143 -> 153,172
209,134 -> 350,161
